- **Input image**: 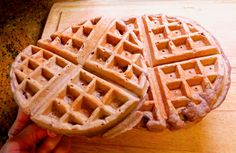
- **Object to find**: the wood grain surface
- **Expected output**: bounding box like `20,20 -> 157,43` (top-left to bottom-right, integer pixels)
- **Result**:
41,1 -> 236,152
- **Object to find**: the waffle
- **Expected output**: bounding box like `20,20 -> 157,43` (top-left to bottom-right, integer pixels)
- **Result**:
10,14 -> 231,136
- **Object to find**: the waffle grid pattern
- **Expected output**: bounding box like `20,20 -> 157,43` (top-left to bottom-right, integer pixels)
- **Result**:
10,14 -> 229,136
154,55 -> 223,128
12,45 -> 74,104
143,15 -> 219,66
34,69 -> 138,134
84,17 -> 149,97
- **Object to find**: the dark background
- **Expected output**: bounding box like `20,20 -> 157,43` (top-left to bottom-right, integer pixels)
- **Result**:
0,0 -> 74,145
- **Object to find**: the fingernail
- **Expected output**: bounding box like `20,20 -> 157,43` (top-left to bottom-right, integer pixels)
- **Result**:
8,130 -> 16,138
8,132 -> 13,138
47,130 -> 57,137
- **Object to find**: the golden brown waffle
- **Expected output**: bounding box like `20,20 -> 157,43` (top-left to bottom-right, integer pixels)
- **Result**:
10,14 -> 231,137
142,15 -> 220,66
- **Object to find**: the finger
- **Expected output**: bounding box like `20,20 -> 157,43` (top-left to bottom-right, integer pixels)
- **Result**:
8,108 -> 30,138
11,124 -> 47,150
52,136 -> 71,153
36,135 -> 62,153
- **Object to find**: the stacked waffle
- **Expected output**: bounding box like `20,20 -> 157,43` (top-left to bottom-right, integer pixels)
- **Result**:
10,14 -> 231,137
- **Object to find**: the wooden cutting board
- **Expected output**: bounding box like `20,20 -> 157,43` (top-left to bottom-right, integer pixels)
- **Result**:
41,1 -> 236,153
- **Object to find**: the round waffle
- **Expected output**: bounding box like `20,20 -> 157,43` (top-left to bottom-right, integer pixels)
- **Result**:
10,14 -> 231,136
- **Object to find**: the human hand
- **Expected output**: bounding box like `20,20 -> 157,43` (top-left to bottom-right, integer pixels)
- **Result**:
0,109 -> 71,153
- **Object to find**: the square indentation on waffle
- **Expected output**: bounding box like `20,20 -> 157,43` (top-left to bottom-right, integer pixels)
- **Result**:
57,85 -> 81,105
80,25 -> 93,38
19,80 -> 40,101
90,47 -> 111,65
126,31 -> 142,46
167,81 -> 187,98
207,74 -> 218,85
200,56 -> 217,74
123,17 -> 139,30
155,40 -> 173,56
67,111 -> 87,125
181,61 -> 202,77
42,99 -> 68,121
100,33 -> 121,51
72,96 -> 100,118
46,56 -> 68,73
90,17 -> 102,26
132,55 -> 146,68
130,66 -> 145,84
200,57 -> 218,85
109,21 -> 127,38
118,40 -> 143,60
161,65 -> 180,80
186,77 -> 206,94
71,70 -> 93,90
191,34 -> 210,48
172,36 -> 192,52
166,81 -> 189,108
186,23 -> 199,33
18,54 -> 27,63
125,65 -> 143,84
92,108 -> 112,121
103,90 -> 129,110
152,26 -> 167,42
19,59 -> 39,76
87,80 -> 111,102
168,24 -> 186,38
147,15 -> 163,29
14,69 -> 26,85
107,56 -> 130,74
31,67 -> 54,86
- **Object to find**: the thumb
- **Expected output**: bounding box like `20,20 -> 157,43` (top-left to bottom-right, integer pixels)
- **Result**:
8,109 -> 30,138
11,124 -> 47,150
